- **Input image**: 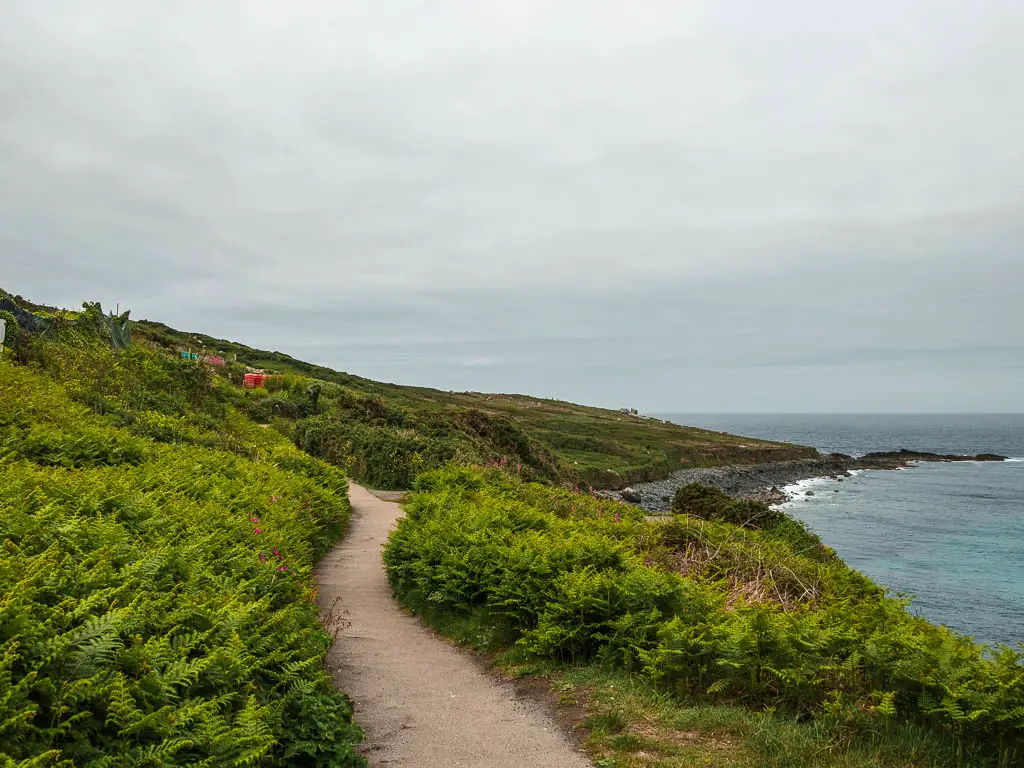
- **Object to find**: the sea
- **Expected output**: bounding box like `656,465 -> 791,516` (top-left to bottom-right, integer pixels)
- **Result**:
657,414 -> 1024,649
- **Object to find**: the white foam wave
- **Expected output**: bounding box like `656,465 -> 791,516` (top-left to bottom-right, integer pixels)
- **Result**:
1005,457 -> 1024,462
774,475 -> 840,508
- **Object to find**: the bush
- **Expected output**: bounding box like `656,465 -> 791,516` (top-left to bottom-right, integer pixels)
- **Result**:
294,415 -> 461,490
0,309 -> 20,354
246,393 -> 305,421
673,483 -> 783,528
672,483 -> 733,516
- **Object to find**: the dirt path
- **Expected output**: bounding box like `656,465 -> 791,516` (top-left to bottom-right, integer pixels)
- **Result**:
316,483 -> 593,768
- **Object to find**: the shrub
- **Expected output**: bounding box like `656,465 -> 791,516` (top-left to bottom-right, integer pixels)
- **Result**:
0,309 -> 20,353
673,483 -> 783,528
246,393 -> 305,421
673,483 -> 733,516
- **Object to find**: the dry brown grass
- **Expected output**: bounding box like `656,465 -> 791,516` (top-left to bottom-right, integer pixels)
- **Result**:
661,536 -> 823,610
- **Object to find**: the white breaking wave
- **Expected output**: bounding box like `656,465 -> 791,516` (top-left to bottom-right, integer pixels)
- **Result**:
775,475 -> 839,509
773,468 -> 871,509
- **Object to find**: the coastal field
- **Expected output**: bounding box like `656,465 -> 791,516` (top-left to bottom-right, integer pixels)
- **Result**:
33,298 -> 816,490
3,290 -> 1022,767
0,318 -> 364,764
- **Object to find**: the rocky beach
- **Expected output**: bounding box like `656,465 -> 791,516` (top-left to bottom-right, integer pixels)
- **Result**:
613,450 -> 1007,513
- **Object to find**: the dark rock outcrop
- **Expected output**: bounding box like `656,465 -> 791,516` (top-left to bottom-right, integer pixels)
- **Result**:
620,487 -> 642,503
614,449 -> 1008,513
859,449 -> 1008,468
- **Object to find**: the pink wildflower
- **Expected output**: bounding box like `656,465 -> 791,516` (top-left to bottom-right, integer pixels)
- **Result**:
254,528 -> 261,535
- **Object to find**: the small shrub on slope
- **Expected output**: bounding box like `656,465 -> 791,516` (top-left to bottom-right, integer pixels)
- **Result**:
672,483 -> 783,528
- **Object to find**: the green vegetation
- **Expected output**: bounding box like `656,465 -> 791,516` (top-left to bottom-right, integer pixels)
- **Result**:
2,289 -> 817,491
14,288 -> 1019,766
0,314 -> 364,764
126,309 -> 815,490
384,467 -> 1024,766
0,311 -> 20,353
673,483 -> 785,528
255,381 -> 815,490
507,662 -> 972,767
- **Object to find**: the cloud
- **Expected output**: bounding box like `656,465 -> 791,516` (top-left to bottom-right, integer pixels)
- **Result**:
1,0 -> 1022,410
460,357 -> 498,369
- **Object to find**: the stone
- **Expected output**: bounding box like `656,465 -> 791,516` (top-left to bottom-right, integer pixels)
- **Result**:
621,487 -> 642,503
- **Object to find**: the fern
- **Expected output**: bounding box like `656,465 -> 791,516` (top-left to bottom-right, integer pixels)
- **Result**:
385,465 -> 1024,764
0,361 -> 364,766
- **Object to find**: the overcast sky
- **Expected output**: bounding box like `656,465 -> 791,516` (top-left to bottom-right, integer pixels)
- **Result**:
2,1 -> 1022,412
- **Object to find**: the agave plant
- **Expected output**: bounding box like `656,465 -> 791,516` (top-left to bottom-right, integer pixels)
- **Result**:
79,301 -> 132,349
100,308 -> 133,349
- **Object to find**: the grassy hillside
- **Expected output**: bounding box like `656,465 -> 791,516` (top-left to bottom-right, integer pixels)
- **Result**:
4,291 -> 1022,767
132,308 -> 816,489
385,467 -> 1024,767
3,289 -> 815,490
0,308 -> 364,765
6,291 -> 819,492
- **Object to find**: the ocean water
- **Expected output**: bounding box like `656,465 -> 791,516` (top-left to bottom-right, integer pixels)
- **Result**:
658,414 -> 1024,648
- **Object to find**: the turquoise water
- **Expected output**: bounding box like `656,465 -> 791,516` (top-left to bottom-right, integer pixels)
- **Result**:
658,414 -> 1024,648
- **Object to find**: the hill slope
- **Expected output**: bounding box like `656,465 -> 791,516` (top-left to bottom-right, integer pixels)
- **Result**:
4,290 -> 1022,768
0,316 -> 364,765
135,308 -> 817,489
3,289 -> 815,489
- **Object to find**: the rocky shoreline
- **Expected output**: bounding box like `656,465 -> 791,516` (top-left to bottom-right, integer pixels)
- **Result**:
612,450 -> 1007,514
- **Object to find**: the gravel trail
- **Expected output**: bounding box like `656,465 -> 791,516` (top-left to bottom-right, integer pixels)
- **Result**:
315,482 -> 593,768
